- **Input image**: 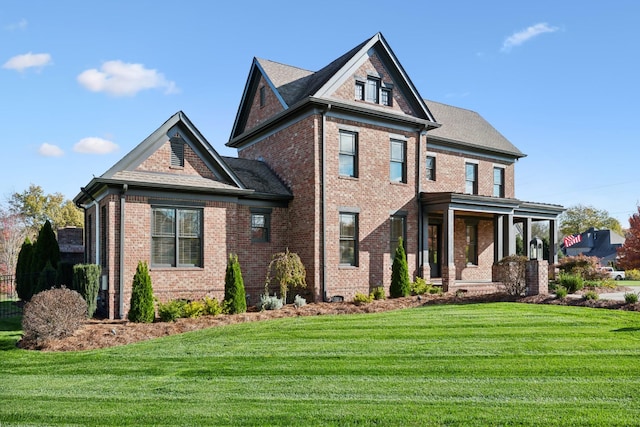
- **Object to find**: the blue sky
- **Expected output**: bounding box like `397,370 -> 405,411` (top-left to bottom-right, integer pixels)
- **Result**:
1,1 -> 639,225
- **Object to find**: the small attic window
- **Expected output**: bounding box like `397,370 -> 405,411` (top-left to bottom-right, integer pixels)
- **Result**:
170,135 -> 185,168
259,86 -> 266,107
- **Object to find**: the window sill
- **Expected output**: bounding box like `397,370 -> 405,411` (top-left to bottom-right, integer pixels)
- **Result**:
169,166 -> 184,170
339,265 -> 358,270
151,266 -> 204,271
390,181 -> 407,186
338,175 -> 358,181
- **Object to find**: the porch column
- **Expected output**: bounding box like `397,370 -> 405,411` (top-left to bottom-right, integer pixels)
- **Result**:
494,215 -> 504,262
421,213 -> 430,279
502,214 -> 515,257
522,218 -> 532,258
549,218 -> 559,265
442,208 -> 455,292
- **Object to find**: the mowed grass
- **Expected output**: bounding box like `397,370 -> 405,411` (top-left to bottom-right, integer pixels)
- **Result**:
2,303 -> 640,426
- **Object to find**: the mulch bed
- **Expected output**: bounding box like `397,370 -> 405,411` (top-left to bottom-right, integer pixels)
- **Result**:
17,287 -> 640,352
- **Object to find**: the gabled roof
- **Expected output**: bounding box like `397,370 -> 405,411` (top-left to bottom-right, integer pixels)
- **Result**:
425,100 -> 525,159
74,111 -> 291,205
229,32 -> 437,141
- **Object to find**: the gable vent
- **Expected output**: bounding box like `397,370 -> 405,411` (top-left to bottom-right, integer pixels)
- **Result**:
170,136 -> 185,167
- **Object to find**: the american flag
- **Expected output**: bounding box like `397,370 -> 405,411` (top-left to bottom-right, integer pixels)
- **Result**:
563,234 -> 582,248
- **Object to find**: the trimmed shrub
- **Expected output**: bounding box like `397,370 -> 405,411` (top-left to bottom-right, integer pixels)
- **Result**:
411,277 -> 431,296
559,273 -> 584,294
15,237 -> 34,301
224,253 -> 247,314
371,286 -> 386,300
265,249 -> 307,303
203,296 -> 223,316
495,255 -> 528,296
22,287 -> 87,346
128,261 -> 155,323
624,292 -> 639,304
555,285 -> 568,299
353,292 -> 373,305
257,294 -> 283,311
157,299 -> 187,322
183,300 -> 205,318
582,290 -> 599,301
293,294 -> 307,308
72,264 -> 101,318
390,237 -> 410,298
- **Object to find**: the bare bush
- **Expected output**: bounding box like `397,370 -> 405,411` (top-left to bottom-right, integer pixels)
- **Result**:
495,255 -> 528,296
22,287 -> 87,347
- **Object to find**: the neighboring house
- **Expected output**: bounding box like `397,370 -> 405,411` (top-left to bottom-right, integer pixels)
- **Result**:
563,227 -> 625,266
75,32 -> 563,319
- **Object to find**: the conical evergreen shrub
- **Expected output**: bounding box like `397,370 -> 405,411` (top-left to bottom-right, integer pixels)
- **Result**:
128,261 -> 155,323
35,261 -> 57,295
390,237 -> 411,298
30,220 -> 60,297
224,253 -> 246,314
72,264 -> 101,318
15,237 -> 34,301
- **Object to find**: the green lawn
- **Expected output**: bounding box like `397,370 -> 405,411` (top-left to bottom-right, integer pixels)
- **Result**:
2,303 -> 640,426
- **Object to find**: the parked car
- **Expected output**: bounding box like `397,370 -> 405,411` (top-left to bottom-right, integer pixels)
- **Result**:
598,266 -> 625,280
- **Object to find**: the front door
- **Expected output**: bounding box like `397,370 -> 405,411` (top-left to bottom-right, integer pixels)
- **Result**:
428,224 -> 441,278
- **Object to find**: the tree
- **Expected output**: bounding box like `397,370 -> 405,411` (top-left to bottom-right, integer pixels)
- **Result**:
560,204 -> 622,236
617,206 -> 640,270
15,238 -> 34,301
0,209 -> 27,276
9,184 -> 83,236
128,261 -> 155,323
224,254 -> 247,314
390,237 -> 410,298
30,220 -> 61,296
265,248 -> 307,303
72,264 -> 101,318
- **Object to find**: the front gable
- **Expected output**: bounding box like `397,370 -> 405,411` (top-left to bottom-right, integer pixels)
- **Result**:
102,111 -> 244,188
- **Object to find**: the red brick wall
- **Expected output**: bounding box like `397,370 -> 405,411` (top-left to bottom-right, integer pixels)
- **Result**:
137,140 -> 216,179
244,75 -> 286,132
453,217 -> 494,281
423,147 -> 515,198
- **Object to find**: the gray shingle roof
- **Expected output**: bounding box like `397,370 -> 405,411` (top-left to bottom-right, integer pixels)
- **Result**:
222,157 -> 292,197
110,170 -> 241,192
425,100 -> 525,158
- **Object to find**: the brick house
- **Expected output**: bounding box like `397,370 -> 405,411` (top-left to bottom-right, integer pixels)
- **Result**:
74,32 -> 563,319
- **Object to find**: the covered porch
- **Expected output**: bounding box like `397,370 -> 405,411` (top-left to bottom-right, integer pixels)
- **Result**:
419,192 -> 563,292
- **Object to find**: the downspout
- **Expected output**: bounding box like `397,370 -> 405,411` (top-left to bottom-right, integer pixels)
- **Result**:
321,105 -> 331,301
417,128 -> 423,277
119,184 -> 127,319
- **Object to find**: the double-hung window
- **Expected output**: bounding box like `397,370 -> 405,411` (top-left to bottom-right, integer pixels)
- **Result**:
339,131 -> 358,177
152,207 -> 202,267
465,162 -> 478,195
390,214 -> 406,255
493,167 -> 505,197
339,212 -> 358,266
251,209 -> 271,242
390,139 -> 406,183
465,222 -> 478,265
426,155 -> 436,181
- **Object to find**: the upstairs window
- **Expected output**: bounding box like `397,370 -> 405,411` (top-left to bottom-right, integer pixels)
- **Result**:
339,131 -> 358,177
390,139 -> 406,183
465,162 -> 478,195
426,155 -> 436,181
365,77 -> 379,103
170,136 -> 185,168
152,207 -> 202,268
259,86 -> 266,107
381,87 -> 392,106
493,167 -> 505,197
355,81 -> 365,100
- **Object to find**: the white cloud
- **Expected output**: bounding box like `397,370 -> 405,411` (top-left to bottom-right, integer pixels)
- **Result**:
5,19 -> 28,31
73,137 -> 119,154
38,143 -> 64,157
2,52 -> 52,72
77,60 -> 179,96
501,23 -> 559,52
